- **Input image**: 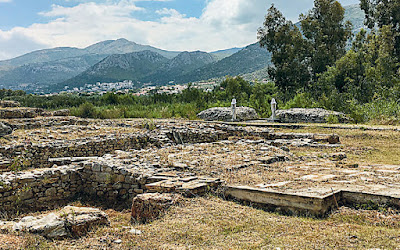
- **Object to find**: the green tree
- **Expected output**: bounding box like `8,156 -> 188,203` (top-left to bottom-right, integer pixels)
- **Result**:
249,81 -> 277,117
317,26 -> 400,107
219,76 -> 253,102
300,0 -> 353,80
360,0 -> 400,61
258,5 -> 310,98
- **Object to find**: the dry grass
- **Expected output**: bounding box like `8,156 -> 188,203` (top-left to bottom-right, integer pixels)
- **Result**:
276,126 -> 400,165
6,196 -> 400,249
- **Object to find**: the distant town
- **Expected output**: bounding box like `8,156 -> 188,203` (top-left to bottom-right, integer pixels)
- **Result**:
61,80 -> 219,96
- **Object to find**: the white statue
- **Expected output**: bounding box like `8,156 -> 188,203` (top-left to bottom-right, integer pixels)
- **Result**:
271,98 -> 277,120
231,97 -> 237,121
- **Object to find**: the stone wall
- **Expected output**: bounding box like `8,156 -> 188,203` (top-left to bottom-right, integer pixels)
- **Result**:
2,117 -> 88,130
80,160 -> 158,208
0,165 -> 84,212
0,133 -> 162,169
0,159 -> 163,213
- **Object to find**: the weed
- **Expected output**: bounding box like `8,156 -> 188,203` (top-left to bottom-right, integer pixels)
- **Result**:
326,114 -> 339,124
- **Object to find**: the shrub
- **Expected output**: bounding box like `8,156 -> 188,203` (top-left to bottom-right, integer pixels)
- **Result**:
73,102 -> 98,118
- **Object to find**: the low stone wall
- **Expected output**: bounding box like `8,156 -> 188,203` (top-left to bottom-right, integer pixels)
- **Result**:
0,108 -> 42,119
1,117 -> 88,130
80,160 -> 158,208
0,165 -> 84,212
0,123 -> 339,171
0,159 -> 163,213
197,107 -> 259,121
0,133 -> 162,169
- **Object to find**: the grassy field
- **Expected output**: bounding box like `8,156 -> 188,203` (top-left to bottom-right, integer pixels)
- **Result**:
276,125 -> 400,165
2,196 -> 399,249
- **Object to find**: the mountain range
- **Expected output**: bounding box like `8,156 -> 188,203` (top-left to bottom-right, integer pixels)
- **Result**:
0,4 -> 366,93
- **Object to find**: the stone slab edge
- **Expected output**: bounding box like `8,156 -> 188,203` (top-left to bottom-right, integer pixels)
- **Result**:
225,186 -> 400,217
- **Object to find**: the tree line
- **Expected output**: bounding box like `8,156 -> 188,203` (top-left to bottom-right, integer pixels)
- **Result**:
258,0 -> 400,123
0,77 -> 277,120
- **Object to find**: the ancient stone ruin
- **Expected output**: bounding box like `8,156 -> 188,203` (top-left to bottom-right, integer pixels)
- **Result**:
0,115 -> 398,239
275,108 -> 352,123
197,107 -> 259,121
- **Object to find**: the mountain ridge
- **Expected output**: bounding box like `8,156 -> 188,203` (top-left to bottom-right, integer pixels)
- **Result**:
56,50 -> 218,91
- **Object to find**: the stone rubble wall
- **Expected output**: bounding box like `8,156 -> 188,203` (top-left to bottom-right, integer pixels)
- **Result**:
0,108 -> 42,119
1,117 -> 89,130
0,133 -> 162,169
197,107 -> 259,121
0,165 -> 84,212
0,122 -> 342,214
0,122 -> 338,172
0,160 -> 160,213
80,160 -> 158,207
0,107 -> 71,120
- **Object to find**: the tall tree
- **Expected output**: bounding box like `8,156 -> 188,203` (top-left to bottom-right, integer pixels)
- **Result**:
258,5 -> 310,98
360,0 -> 400,62
300,0 -> 353,80
258,1 -> 352,98
317,27 -> 400,106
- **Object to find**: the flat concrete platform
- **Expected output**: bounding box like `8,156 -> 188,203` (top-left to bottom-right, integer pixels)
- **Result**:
225,185 -> 400,217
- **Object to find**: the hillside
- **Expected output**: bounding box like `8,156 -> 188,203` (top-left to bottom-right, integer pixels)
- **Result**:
0,47 -> 86,70
0,54 -> 107,92
55,51 -> 217,91
84,38 -> 181,59
144,51 -> 217,84
0,39 -> 182,92
57,51 -> 170,91
176,43 -> 271,84
211,47 -> 243,60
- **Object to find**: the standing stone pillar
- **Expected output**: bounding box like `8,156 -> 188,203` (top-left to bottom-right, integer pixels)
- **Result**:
271,98 -> 277,121
231,97 -> 237,121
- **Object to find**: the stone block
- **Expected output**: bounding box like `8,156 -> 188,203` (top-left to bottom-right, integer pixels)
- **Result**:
131,193 -> 182,223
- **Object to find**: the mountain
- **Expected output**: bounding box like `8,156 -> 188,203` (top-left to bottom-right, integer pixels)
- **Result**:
144,51 -> 217,83
211,47 -> 243,60
293,4 -> 366,33
55,51 -> 217,91
0,38 -> 180,69
0,47 -> 86,70
56,44 -> 270,92
0,38 -> 182,91
344,4 -> 367,33
84,38 -> 180,59
57,51 -> 170,91
175,43 -> 271,84
0,54 -> 106,92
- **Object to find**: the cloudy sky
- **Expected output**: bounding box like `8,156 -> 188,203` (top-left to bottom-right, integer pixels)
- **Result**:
0,0 -> 360,60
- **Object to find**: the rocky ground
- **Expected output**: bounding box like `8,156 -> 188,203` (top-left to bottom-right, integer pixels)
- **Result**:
0,116 -> 399,249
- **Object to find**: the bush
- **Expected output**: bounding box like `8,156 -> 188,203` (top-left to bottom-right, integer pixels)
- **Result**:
283,92 -> 316,109
72,102 -> 98,118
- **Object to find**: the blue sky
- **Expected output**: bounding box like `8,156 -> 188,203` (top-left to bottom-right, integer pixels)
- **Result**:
0,0 -> 361,60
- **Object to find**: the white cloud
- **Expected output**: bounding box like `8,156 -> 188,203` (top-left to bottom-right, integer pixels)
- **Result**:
0,0 -> 357,60
0,29 -> 46,60
0,0 -> 12,3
